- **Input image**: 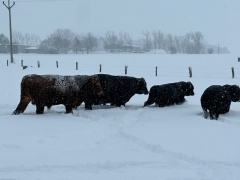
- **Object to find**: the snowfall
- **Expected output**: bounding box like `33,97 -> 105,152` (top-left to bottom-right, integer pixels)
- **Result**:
0,53 -> 240,180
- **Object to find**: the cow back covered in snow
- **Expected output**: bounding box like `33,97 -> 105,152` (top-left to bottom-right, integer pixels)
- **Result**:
13,74 -> 103,114
200,85 -> 240,120
144,81 -> 194,107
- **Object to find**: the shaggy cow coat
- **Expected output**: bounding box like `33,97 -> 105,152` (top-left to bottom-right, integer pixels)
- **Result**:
200,85 -> 240,120
73,74 -> 149,108
13,74 -> 103,114
144,81 -> 194,107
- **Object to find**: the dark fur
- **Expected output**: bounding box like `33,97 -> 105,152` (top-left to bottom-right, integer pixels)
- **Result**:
74,74 -> 148,108
13,74 -> 103,114
144,81 -> 194,107
200,85 -> 240,120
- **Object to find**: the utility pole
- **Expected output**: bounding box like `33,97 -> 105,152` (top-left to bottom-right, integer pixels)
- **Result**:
3,0 -> 15,63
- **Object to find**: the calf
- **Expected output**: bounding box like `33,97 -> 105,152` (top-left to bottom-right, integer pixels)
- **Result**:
144,81 -> 194,107
201,85 -> 240,120
13,74 -> 103,114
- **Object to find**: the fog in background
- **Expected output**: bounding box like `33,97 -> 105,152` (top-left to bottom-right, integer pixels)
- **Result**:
0,0 -> 239,53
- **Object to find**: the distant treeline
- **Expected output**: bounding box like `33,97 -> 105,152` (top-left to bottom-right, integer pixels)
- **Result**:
0,29 -> 229,54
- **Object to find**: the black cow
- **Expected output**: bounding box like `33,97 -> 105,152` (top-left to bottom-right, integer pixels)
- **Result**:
13,74 -> 103,114
144,81 -> 194,107
200,85 -> 240,120
73,74 -> 149,109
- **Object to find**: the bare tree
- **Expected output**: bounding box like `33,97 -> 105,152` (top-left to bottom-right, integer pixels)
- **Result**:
104,31 -> 118,45
27,34 -> 41,46
104,31 -> 119,52
72,35 -> 83,54
13,31 -> 25,44
0,33 -> 9,53
118,32 -> 124,47
50,28 -> 74,53
165,34 -> 173,52
192,31 -> 204,54
123,32 -> 132,51
40,28 -> 74,54
142,30 -> 152,51
13,31 -> 41,46
83,32 -> 98,53
152,31 -> 158,51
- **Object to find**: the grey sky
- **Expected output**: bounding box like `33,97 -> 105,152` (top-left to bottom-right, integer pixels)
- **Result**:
1,0 -> 239,53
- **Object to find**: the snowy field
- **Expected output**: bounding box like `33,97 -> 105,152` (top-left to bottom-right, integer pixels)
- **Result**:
0,53 -> 240,180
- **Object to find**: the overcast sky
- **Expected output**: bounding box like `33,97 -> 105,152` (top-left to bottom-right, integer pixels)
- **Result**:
1,0 -> 239,53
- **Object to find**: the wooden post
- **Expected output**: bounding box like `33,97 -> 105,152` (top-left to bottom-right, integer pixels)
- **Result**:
99,64 -> 102,73
125,66 -> 128,75
37,61 -> 40,68
155,66 -> 158,76
232,67 -> 235,78
238,57 -> 240,62
76,62 -> 78,70
188,67 -> 192,78
21,60 -> 23,67
56,61 -> 58,68
7,60 -> 8,66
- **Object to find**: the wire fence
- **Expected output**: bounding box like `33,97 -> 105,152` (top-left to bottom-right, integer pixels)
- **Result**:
3,59 -> 240,79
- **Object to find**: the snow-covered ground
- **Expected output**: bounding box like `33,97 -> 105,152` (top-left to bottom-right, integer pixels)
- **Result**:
0,53 -> 240,180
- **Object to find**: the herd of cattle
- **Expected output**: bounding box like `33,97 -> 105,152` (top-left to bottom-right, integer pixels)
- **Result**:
12,74 -> 240,120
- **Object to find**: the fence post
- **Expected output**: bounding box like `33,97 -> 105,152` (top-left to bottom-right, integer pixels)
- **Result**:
37,61 -> 40,68
56,61 -> 58,68
155,66 -> 158,76
188,67 -> 192,78
76,62 -> 78,70
21,60 -> 23,67
7,60 -> 8,66
125,66 -> 128,75
232,67 -> 235,78
99,64 -> 102,73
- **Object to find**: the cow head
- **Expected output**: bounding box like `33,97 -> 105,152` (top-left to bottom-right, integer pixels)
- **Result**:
228,85 -> 240,102
90,75 -> 104,96
185,82 -> 194,96
136,78 -> 149,95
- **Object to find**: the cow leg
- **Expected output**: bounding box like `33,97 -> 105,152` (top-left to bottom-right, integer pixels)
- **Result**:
209,109 -> 218,120
73,98 -> 83,110
46,105 -> 52,110
64,104 -> 73,113
84,102 -> 93,110
13,96 -> 31,115
215,113 -> 220,120
36,103 -> 44,114
115,101 -> 123,107
176,98 -> 185,104
202,108 -> 208,119
158,103 -> 165,107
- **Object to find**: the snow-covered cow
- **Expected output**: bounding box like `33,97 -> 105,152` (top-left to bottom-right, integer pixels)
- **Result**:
73,74 -> 149,108
201,85 -> 240,120
13,74 -> 103,114
144,81 -> 194,107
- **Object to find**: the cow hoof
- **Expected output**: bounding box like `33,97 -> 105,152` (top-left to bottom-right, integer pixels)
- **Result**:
12,110 -> 20,115
36,111 -> 44,114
